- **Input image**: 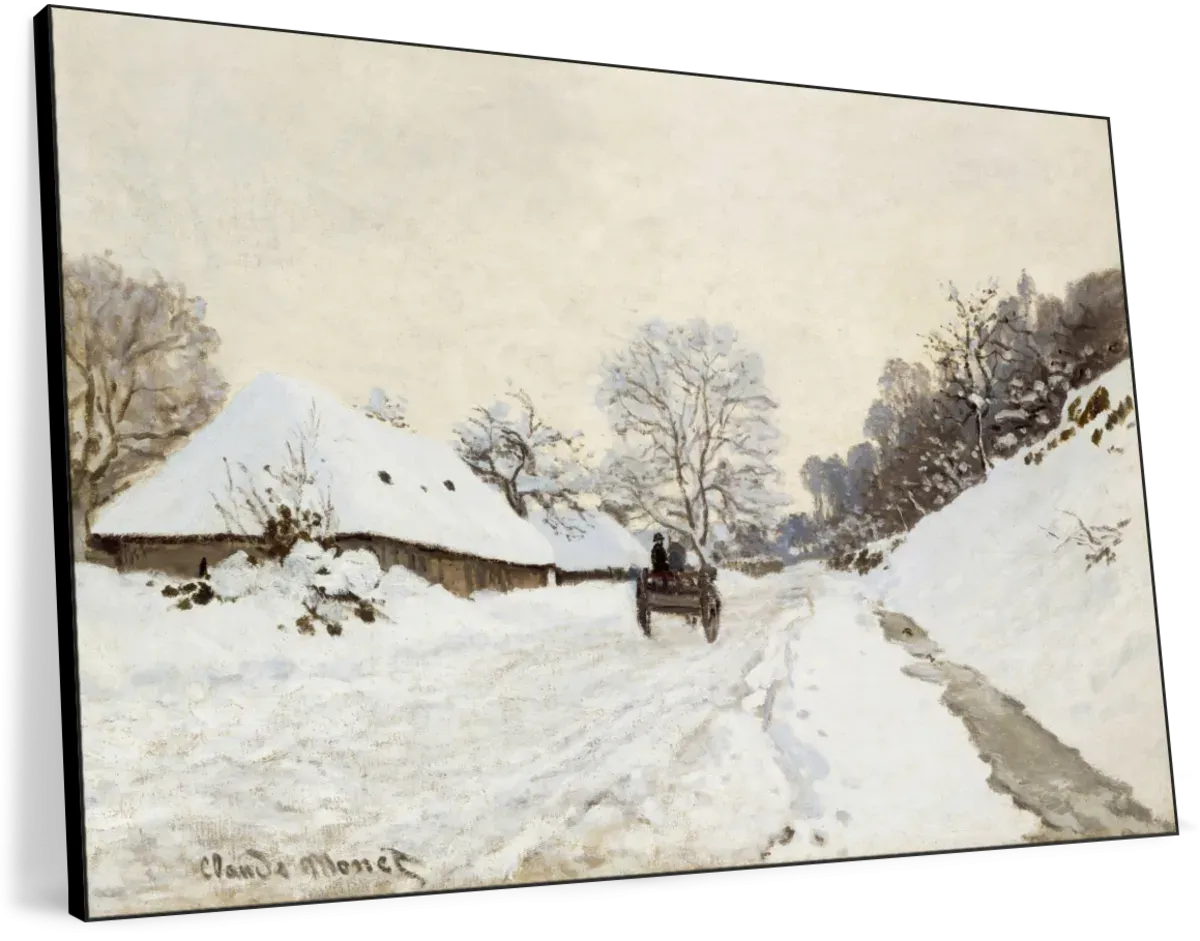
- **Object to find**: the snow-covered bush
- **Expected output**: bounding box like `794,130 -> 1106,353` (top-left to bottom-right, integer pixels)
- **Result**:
359,387 -> 410,429
200,541 -> 386,636
207,550 -> 263,599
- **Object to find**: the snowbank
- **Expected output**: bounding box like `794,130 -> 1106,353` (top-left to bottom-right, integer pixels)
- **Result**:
871,360 -> 1173,821
209,542 -> 381,602
92,372 -> 555,566
528,507 -> 645,572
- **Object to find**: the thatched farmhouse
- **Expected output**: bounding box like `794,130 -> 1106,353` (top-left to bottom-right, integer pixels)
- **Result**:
89,373 -> 556,596
529,507 -> 646,585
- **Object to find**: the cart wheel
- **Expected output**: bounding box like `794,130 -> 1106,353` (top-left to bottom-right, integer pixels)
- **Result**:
701,594 -> 720,644
636,575 -> 652,638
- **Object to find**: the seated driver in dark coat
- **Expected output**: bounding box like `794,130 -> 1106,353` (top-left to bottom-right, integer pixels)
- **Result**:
650,533 -> 669,574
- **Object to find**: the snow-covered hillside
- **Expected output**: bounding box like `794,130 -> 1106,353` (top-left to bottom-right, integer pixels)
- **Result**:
871,360 -> 1173,821
75,562 -> 1033,917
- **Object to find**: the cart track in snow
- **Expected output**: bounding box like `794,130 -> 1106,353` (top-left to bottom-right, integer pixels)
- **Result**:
875,609 -> 1169,839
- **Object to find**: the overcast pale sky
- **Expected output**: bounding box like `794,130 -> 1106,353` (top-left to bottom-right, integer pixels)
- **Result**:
51,9 -> 1122,509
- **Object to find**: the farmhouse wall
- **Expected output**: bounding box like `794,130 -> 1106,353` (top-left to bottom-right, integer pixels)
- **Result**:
88,533 -> 550,598
88,532 -> 549,600
337,535 -> 549,596
553,567 -> 634,587
90,535 -> 259,579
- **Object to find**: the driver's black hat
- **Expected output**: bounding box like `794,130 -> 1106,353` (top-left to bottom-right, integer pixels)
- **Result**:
653,532 -> 664,543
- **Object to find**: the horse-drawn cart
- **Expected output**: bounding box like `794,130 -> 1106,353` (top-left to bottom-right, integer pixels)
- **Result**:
635,567 -> 721,643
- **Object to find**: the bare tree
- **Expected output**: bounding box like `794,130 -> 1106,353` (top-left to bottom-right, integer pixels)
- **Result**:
453,388 -> 591,525
923,280 -> 1043,476
859,357 -> 977,532
597,319 -> 786,563
800,455 -> 830,522
63,252 -> 226,555
863,359 -> 934,456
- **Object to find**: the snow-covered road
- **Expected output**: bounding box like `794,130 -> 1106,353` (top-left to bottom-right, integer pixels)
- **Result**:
77,562 -> 1035,917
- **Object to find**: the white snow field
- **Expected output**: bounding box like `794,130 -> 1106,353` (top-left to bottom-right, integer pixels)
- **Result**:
76,560 -> 1033,916
871,360 -> 1174,822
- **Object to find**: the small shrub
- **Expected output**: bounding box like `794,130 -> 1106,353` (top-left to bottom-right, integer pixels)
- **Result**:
1066,396 -> 1082,423
858,550 -> 884,574
176,598 -> 192,611
161,585 -> 180,598
296,613 -> 316,635
193,583 -> 215,606
1091,428 -> 1103,446
1044,511 -> 1130,572
1104,394 -> 1135,431
1060,427 -> 1076,443
1075,386 -> 1111,428
326,623 -> 343,637
830,548 -> 884,575
354,600 -> 377,623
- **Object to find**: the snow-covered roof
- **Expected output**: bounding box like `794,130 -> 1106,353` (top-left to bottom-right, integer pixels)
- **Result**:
93,373 -> 555,567
529,508 -> 647,572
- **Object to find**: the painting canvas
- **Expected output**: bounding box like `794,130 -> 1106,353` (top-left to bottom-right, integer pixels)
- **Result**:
34,5 -> 1177,922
